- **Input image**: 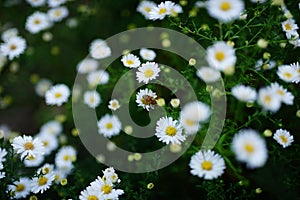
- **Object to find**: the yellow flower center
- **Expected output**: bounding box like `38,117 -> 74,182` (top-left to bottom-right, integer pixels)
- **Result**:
277,90 -> 284,96
220,2 -> 231,11
106,122 -> 113,129
185,119 -> 195,126
42,167 -> 50,174
34,19 -> 40,25
54,10 -> 61,17
63,155 -> 70,161
90,96 -> 95,103
279,135 -> 288,144
285,23 -> 292,30
15,184 -> 25,192
145,7 -> 151,13
244,143 -> 254,153
88,196 -> 98,200
215,51 -> 225,61
55,92 -> 62,98
166,126 -> 176,136
24,142 -> 34,150
111,102 -> 118,108
159,8 -> 167,15
101,184 -> 112,194
43,141 -> 48,147
264,95 -> 271,104
126,60 -> 134,65
201,161 -> 213,170
283,72 -> 292,79
10,44 -> 17,50
38,176 -> 48,186
27,155 -> 35,160
144,69 -> 154,78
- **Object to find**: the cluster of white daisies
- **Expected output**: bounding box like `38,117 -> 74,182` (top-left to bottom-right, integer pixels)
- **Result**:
0,119 -> 77,199
79,167 -> 124,200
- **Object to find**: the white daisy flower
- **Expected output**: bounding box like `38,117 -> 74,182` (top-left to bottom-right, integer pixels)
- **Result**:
36,132 -> 58,155
12,135 -> 45,160
48,6 -> 69,22
290,62 -> 300,83
102,167 -> 120,184
48,0 -> 66,7
277,65 -> 298,83
149,1 -> 173,20
35,78 -> 52,97
0,148 -> 7,164
268,82 -> 294,105
45,84 -> 70,106
206,41 -> 237,71
231,85 -> 257,102
139,48 -> 156,61
24,154 -> 44,167
83,90 -> 101,108
8,177 -> 31,199
137,1 -> 157,19
37,163 -> 55,175
206,0 -> 245,23
136,88 -> 157,111
40,120 -> 62,136
97,114 -> 122,138
89,39 -> 111,59
196,67 -> 221,83
87,70 -> 109,86
0,36 -> 26,60
1,28 -> 18,42
55,146 -> 77,169
257,87 -> 281,112
136,61 -> 161,84
170,3 -> 183,16
77,58 -> 98,74
52,169 -> 68,184
26,0 -> 46,7
232,129 -> 268,168
31,172 -> 55,194
281,19 -> 299,38
25,11 -> 52,34
189,150 -> 225,180
121,53 -> 141,68
273,129 -> 294,148
155,116 -> 186,145
79,186 -> 102,200
90,177 -> 124,199
108,99 -> 120,111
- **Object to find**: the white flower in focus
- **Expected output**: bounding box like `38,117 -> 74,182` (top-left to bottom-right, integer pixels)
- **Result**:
1,28 -> 18,42
136,88 -> 157,111
45,84 -> 70,106
121,53 -> 141,68
136,62 -> 161,84
97,114 -> 122,138
79,186 -> 102,200
232,129 -> 268,168
149,1 -> 174,20
273,129 -> 294,148
35,78 -> 52,97
206,41 -> 237,71
281,19 -> 299,38
12,135 -> 45,160
257,87 -> 281,112
83,90 -> 101,108
137,1 -> 157,19
8,177 -> 31,199
155,116 -> 186,145
48,6 -> 69,22
25,12 -> 52,34
90,177 -> 124,199
206,0 -> 245,23
77,58 -> 98,74
189,150 -> 225,180
139,48 -> 156,61
48,0 -> 67,7
108,99 -> 120,111
26,0 -> 46,7
31,173 -> 55,194
231,85 -> 257,102
0,36 -> 26,60
277,65 -> 298,83
87,70 -> 109,86
196,67 -> 221,83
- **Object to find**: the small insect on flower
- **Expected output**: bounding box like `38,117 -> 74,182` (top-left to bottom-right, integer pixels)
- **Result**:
141,95 -> 157,106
